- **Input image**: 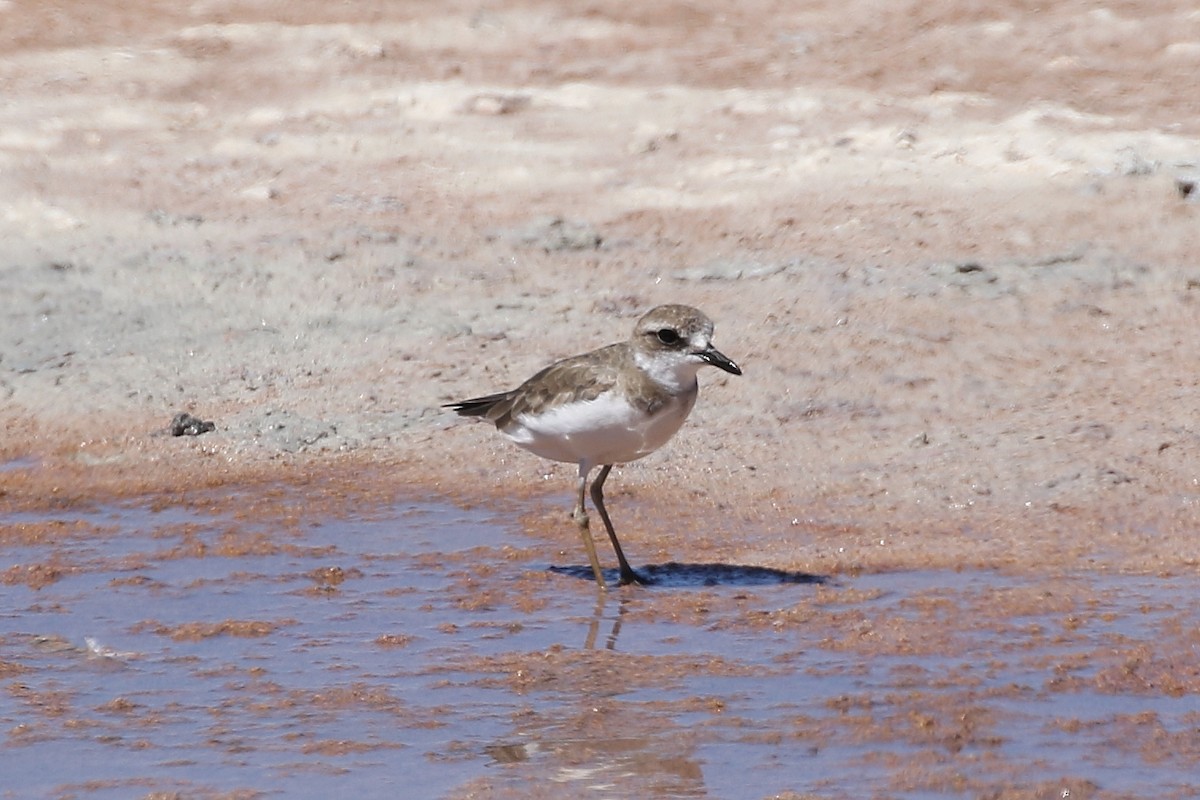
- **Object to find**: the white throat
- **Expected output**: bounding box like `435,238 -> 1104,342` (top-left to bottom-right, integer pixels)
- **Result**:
633,348 -> 703,394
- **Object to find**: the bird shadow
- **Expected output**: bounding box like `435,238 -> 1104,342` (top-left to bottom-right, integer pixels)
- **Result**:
548,562 -> 828,588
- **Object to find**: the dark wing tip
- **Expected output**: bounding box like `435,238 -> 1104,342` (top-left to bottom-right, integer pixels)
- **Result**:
442,391 -> 513,418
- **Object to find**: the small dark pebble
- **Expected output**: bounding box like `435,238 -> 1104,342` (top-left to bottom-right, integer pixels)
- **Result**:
169,412 -> 215,437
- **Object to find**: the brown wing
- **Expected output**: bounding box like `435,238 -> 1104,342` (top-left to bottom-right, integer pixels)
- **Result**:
445,343 -> 626,430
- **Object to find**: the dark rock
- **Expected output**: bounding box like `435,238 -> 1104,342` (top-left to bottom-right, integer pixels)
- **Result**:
169,412 -> 216,437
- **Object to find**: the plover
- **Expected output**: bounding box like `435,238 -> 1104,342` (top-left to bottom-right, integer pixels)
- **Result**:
444,304 -> 742,588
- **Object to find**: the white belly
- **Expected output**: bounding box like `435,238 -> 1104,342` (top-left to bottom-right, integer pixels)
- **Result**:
504,390 -> 696,467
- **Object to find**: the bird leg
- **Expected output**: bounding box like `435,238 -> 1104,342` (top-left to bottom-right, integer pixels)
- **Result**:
573,468 -> 607,589
590,464 -> 641,585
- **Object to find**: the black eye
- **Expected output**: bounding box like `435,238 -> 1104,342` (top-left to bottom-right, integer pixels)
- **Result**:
656,328 -> 680,345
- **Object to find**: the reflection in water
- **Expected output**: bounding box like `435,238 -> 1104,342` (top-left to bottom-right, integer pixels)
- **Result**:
484,740 -> 539,764
484,730 -> 705,795
478,585 -> 707,796
582,591 -> 626,651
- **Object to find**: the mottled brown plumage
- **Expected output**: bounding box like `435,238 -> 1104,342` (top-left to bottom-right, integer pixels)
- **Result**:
447,339 -> 686,429
448,343 -> 626,429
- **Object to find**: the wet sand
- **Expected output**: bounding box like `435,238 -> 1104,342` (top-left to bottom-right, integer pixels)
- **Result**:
4,487 -> 1199,798
3,1 -> 1200,797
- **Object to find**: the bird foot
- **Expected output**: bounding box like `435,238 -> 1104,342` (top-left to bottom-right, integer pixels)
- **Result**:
617,568 -> 644,586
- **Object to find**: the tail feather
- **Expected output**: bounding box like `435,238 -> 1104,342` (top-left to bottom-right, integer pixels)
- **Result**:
443,391 -> 514,418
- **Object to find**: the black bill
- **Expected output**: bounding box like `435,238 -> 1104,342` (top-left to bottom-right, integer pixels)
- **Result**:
699,346 -> 742,375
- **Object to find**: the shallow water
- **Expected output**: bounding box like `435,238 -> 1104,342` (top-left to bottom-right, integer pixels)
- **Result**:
1,492 -> 1197,799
